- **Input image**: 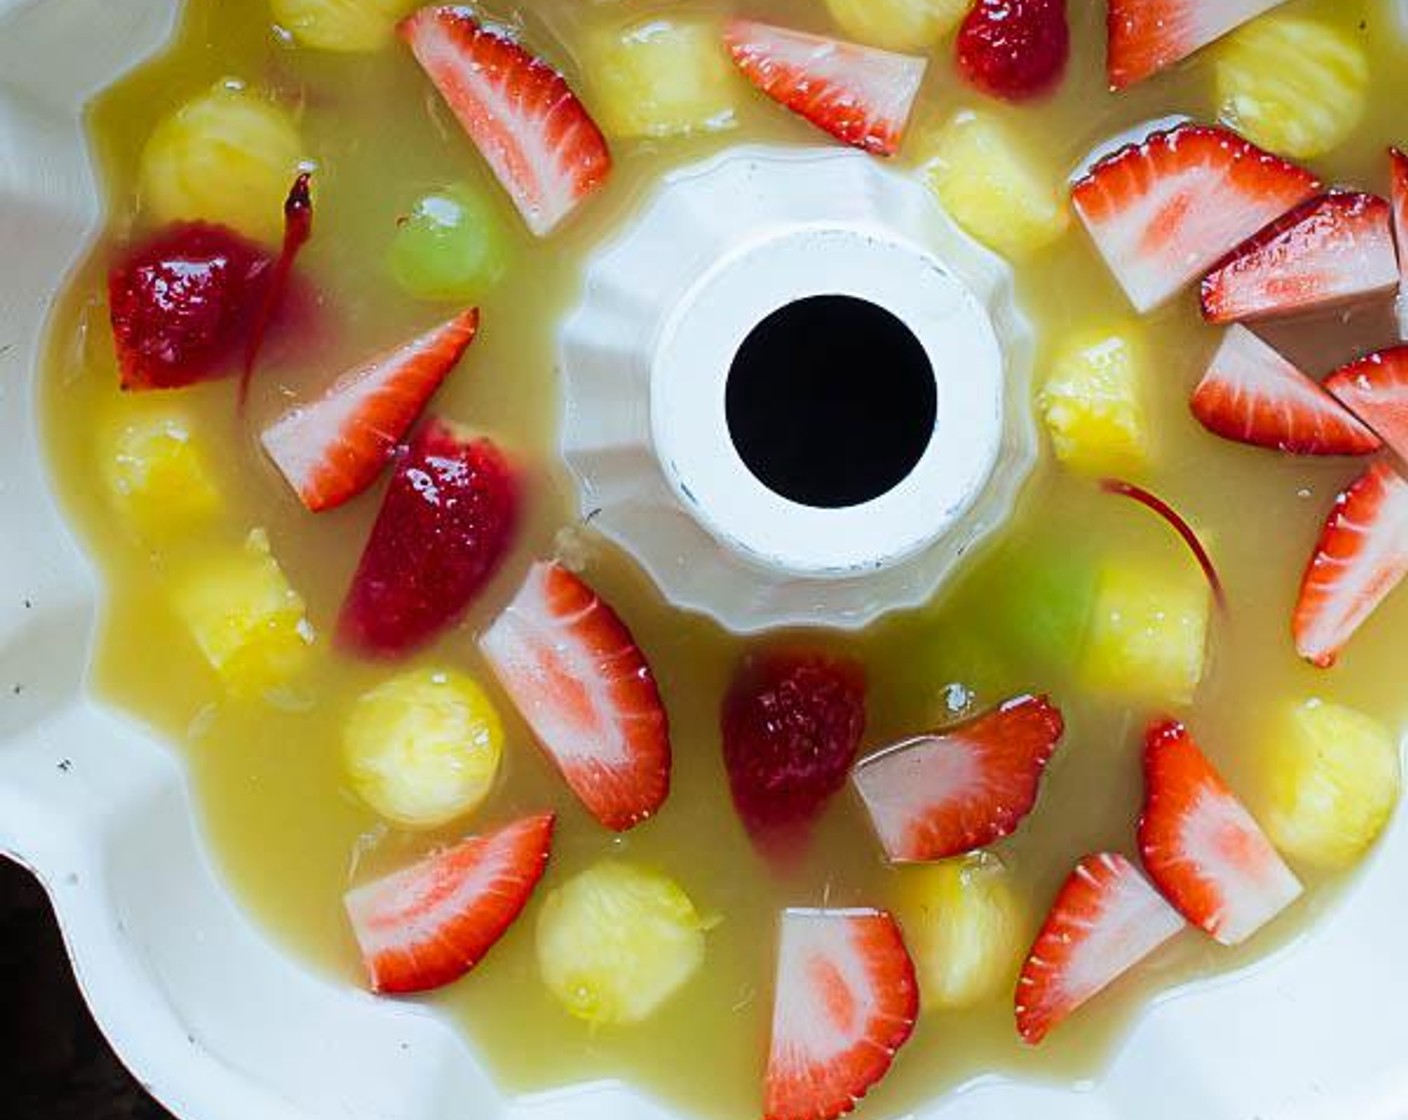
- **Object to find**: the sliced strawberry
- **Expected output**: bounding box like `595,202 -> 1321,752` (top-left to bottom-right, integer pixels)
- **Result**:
261,309 -> 479,512
1015,853 -> 1184,1045
957,0 -> 1069,103
1294,461 -> 1408,668
344,812 -> 554,994
764,908 -> 918,1120
1071,123 -> 1319,313
479,562 -> 671,832
1190,325 -> 1382,456
724,19 -> 926,157
1325,347 -> 1408,463
1139,720 -> 1302,945
399,7 -> 611,237
1200,192 -> 1398,323
1389,148 -> 1408,337
851,695 -> 1065,863
338,420 -> 518,657
1106,0 -> 1289,90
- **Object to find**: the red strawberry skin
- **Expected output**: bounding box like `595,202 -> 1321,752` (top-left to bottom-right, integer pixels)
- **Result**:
1106,0 -> 1287,90
1391,149 -> 1408,336
722,652 -> 867,845
479,562 -> 671,832
852,695 -> 1065,862
338,419 -> 517,657
1325,348 -> 1408,464
344,812 -> 554,994
957,0 -> 1070,102
1294,461 -> 1408,668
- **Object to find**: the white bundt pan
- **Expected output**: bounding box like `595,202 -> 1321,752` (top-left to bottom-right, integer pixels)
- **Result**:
3,0 -> 1408,1117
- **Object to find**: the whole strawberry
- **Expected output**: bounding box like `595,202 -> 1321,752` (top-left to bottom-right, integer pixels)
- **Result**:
957,0 -> 1069,102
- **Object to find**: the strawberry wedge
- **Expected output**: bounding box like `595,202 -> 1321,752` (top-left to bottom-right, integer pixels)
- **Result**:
1190,325 -> 1381,456
1294,461 -> 1408,668
1139,721 -> 1302,945
400,7 -> 611,237
1071,123 -> 1319,313
262,309 -> 479,512
1389,148 -> 1408,338
1107,0 -> 1289,90
1015,853 -> 1184,1044
765,909 -> 918,1120
345,812 -> 554,994
1325,348 -> 1408,463
480,562 -> 671,832
1200,193 -> 1398,323
851,695 -> 1065,863
724,20 -> 926,157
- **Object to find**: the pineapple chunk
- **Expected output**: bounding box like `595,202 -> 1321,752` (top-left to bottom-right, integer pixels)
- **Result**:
101,407 -> 221,538
343,669 -> 503,829
271,0 -> 417,53
1080,560 -> 1210,706
1261,699 -> 1400,870
586,19 -> 740,140
919,110 -> 1070,259
141,82 -> 304,243
175,529 -> 314,697
1038,326 -> 1150,476
1216,15 -> 1368,159
824,0 -> 968,51
898,853 -> 1025,1010
536,861 -> 709,1026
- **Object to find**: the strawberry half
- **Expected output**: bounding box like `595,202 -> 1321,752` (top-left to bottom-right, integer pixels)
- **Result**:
338,419 -> 518,657
764,909 -> 918,1120
1294,460 -> 1408,668
1015,853 -> 1184,1045
851,695 -> 1065,863
724,19 -> 926,157
1106,0 -> 1289,90
261,309 -> 479,512
400,7 -> 611,237
1071,123 -> 1319,313
1325,347 -> 1408,463
1190,325 -> 1382,456
1389,148 -> 1408,337
344,812 -> 554,994
479,562 -> 671,832
1200,192 -> 1398,323
1139,720 -> 1302,945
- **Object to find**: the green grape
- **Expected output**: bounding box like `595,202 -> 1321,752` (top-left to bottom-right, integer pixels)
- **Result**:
387,185 -> 512,303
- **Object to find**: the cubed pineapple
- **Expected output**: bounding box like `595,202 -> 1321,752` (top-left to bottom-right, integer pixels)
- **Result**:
1038,327 -> 1150,476
1080,560 -> 1210,706
101,407 -> 221,539
587,19 -> 740,140
919,110 -> 1070,259
897,853 -> 1026,1010
271,0 -> 417,53
1261,699 -> 1400,870
175,529 -> 314,697
1216,14 -> 1368,159
824,0 -> 968,52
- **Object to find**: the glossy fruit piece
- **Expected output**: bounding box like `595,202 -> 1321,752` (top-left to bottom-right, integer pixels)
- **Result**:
272,0 -> 417,52
387,185 -> 513,302
1100,479 -> 1226,608
823,0 -> 968,52
535,861 -> 708,1026
1139,720 -> 1302,946
1215,13 -> 1368,160
853,695 -> 1065,863
1106,0 -> 1289,91
1038,324 -> 1149,475
1200,193 -> 1397,323
982,543 -> 1100,670
101,404 -> 222,538
339,420 -> 517,657
1015,853 -> 1184,1044
956,0 -> 1069,102
724,19 -> 927,157
919,109 -> 1070,258
1391,149 -> 1408,337
1191,325 -> 1381,456
399,7 -> 612,237
262,309 -> 479,512
1071,123 -> 1319,313
479,562 -> 671,831
1294,461 -> 1408,668
344,812 -> 554,994
343,668 -> 503,829
240,173 -> 315,406
1325,348 -> 1408,464
764,909 -> 918,1120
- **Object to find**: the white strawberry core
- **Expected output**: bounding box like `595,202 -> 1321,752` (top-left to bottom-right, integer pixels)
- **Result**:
852,735 -> 980,860
771,910 -> 880,1071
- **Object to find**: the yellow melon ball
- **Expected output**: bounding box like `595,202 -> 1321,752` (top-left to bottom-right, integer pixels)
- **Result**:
824,0 -> 968,52
271,0 -> 417,52
101,406 -> 222,539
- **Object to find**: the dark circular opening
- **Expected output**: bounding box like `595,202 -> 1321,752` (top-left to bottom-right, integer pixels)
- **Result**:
726,295 -> 937,510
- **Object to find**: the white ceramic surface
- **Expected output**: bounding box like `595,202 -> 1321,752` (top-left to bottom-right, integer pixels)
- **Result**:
4,2 -> 1408,1119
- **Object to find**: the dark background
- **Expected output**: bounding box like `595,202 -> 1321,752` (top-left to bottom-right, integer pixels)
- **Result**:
0,856 -> 172,1119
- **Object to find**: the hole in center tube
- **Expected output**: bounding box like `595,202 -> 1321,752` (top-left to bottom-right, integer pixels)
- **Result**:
726,295 -> 937,510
